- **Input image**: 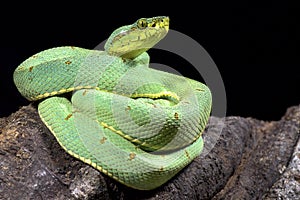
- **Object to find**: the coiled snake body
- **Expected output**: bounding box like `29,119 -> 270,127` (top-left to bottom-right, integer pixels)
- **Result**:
13,16 -> 212,190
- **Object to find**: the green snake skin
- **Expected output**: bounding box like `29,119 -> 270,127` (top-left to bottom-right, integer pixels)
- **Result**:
13,16 -> 212,190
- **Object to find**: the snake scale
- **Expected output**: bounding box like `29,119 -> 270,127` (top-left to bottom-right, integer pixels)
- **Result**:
13,16 -> 212,190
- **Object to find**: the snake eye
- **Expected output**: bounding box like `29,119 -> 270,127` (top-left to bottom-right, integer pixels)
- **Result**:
137,18 -> 148,29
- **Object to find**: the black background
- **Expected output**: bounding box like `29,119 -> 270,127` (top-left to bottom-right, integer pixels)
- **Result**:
1,2 -> 298,121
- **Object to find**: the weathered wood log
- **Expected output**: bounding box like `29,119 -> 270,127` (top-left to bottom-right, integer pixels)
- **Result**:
0,104 -> 299,199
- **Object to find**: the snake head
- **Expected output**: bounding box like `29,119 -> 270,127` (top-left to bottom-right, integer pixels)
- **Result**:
105,16 -> 169,59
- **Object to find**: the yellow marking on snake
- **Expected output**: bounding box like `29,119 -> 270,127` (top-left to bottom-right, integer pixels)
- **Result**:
99,121 -> 145,146
131,91 -> 180,101
31,84 -> 179,102
99,122 -> 137,142
30,86 -> 101,100
99,121 -> 174,151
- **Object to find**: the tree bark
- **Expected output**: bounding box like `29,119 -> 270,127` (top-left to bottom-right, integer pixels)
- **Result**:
0,104 -> 299,199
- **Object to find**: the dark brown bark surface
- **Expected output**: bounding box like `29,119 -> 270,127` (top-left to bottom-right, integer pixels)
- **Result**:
0,104 -> 299,200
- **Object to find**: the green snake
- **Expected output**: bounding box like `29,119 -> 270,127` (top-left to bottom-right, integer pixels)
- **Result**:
13,16 -> 212,190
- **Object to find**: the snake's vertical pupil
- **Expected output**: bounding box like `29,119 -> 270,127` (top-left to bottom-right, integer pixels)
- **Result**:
137,19 -> 147,29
